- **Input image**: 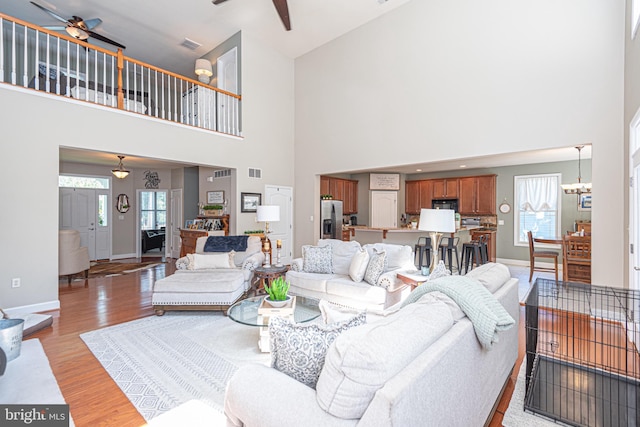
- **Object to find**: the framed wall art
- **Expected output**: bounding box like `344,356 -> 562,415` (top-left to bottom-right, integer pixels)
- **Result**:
207,190 -> 225,204
241,192 -> 261,213
578,194 -> 592,211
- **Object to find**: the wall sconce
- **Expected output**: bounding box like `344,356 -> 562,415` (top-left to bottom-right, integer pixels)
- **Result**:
195,59 -> 213,84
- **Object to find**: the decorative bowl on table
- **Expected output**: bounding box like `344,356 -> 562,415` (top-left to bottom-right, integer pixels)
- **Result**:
264,295 -> 292,308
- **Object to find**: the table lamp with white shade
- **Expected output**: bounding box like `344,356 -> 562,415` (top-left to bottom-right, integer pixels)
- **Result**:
418,209 -> 456,273
256,205 -> 280,267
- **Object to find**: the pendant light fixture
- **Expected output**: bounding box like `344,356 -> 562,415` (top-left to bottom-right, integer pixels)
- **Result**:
111,155 -> 130,179
561,146 -> 591,195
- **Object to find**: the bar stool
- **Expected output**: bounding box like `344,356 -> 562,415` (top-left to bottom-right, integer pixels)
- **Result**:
439,236 -> 460,273
414,237 -> 432,269
461,235 -> 488,274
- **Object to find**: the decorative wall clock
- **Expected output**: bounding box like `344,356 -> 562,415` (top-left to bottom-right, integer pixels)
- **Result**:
499,199 -> 511,214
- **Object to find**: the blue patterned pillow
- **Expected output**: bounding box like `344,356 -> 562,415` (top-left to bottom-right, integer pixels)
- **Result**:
364,249 -> 387,285
269,313 -> 367,389
303,245 -> 333,274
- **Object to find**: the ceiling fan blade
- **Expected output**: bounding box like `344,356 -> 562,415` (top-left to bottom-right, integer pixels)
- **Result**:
272,0 -> 291,31
43,25 -> 67,31
82,18 -> 102,31
86,29 -> 126,50
30,1 -> 70,24
212,0 -> 230,5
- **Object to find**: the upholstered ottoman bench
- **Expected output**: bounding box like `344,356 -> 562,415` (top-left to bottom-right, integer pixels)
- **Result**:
152,269 -> 247,315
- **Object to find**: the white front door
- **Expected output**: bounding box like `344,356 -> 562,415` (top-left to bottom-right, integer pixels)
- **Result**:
370,191 -> 398,228
265,185 -> 293,266
170,189 -> 183,259
60,188 -> 110,260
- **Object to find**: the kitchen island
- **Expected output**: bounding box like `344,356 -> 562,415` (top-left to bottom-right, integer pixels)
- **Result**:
349,226 -> 479,246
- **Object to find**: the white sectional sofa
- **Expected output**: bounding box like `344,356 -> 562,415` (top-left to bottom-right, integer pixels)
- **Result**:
224,262 -> 519,426
285,239 -> 416,310
151,235 -> 264,315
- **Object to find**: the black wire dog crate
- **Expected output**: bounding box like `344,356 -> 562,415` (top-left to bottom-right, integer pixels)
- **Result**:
525,279 -> 640,426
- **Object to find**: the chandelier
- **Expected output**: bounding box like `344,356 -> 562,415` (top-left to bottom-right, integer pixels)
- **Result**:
111,155 -> 130,179
561,146 -> 591,195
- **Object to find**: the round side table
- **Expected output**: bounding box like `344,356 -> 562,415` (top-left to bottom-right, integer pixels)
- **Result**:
251,265 -> 289,296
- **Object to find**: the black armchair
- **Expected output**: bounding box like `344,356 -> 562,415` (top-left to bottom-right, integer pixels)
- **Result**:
142,229 -> 165,253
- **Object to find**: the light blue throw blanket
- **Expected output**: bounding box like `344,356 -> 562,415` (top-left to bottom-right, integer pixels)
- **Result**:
402,275 -> 515,350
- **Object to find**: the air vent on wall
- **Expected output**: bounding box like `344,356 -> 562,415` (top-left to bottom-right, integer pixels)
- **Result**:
249,168 -> 262,179
214,169 -> 232,178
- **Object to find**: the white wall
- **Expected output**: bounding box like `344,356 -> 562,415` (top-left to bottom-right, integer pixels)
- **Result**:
0,32 -> 294,311
294,0 -> 625,287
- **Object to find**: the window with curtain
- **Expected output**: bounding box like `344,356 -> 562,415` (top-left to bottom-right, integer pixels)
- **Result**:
514,173 -> 561,246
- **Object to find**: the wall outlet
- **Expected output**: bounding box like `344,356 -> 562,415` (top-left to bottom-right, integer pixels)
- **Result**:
11,278 -> 20,288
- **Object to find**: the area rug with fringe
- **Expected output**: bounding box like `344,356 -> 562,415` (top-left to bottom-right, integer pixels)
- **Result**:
86,261 -> 162,278
80,312 -> 270,422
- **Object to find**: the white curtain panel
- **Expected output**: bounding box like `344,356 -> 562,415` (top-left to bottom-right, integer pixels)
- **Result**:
517,175 -> 558,212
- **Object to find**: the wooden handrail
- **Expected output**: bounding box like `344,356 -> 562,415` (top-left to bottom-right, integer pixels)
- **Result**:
0,11 -> 241,100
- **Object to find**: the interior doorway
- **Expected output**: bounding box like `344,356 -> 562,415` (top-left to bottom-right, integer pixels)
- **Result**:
59,176 -> 111,261
137,190 -> 168,258
264,185 -> 293,266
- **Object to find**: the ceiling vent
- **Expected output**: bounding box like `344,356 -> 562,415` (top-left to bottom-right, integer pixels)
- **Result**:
249,168 -> 262,179
181,38 -> 202,51
214,169 -> 232,179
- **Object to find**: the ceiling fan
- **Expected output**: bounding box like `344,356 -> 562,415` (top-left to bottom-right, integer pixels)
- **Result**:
213,0 -> 291,31
30,1 -> 126,49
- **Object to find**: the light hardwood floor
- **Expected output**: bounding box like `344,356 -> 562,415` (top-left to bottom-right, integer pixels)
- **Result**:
32,259 -> 527,427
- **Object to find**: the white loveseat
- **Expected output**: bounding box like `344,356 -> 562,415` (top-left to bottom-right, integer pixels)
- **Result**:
285,239 -> 416,310
224,263 -> 519,426
151,235 -> 264,315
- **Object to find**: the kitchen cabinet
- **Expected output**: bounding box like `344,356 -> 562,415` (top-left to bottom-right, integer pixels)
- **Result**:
419,180 -> 434,210
321,176 -> 359,214
405,181 -> 421,214
432,178 -> 459,199
471,229 -> 496,262
459,175 -> 496,215
345,179 -> 359,214
320,177 -> 330,196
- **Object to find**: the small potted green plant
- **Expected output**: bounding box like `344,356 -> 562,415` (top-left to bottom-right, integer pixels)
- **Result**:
263,276 -> 291,307
202,204 -> 224,216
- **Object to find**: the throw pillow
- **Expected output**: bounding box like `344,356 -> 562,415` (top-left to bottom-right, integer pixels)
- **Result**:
269,312 -> 366,389
302,245 -> 333,274
364,249 -> 386,285
348,248 -> 370,282
188,252 -> 235,270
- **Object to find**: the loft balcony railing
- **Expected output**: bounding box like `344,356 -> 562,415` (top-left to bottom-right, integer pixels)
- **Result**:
0,12 -> 241,136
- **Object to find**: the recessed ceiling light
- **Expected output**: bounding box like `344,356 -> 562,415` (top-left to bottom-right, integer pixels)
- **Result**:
459,165 -> 467,168
416,168 -> 422,172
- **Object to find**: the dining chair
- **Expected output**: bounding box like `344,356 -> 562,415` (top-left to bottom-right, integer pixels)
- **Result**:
562,234 -> 591,284
527,231 -> 559,282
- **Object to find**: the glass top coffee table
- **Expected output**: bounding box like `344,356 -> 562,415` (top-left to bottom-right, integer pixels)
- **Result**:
227,295 -> 321,326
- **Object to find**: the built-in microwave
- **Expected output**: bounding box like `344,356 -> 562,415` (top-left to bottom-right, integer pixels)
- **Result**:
432,199 -> 458,212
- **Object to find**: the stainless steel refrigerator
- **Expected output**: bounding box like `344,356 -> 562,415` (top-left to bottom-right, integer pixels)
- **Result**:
320,200 -> 343,239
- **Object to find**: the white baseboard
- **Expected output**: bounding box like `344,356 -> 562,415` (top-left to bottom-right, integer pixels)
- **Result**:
496,258 -> 563,271
4,300 -> 60,316
111,253 -> 137,260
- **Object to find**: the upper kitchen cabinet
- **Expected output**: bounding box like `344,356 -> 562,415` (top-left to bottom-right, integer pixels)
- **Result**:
320,176 -> 330,196
321,176 -> 359,214
405,181 -> 421,214
432,178 -> 459,199
459,175 -> 496,215
419,180 -> 434,210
